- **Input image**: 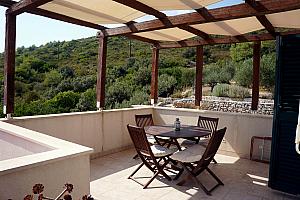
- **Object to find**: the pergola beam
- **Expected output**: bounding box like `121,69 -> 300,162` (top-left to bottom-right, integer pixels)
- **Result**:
195,7 -> 247,43
112,0 -> 167,19
125,34 -> 159,45
195,46 -> 204,107
150,47 -> 159,105
157,30 -> 300,49
245,0 -> 277,37
96,35 -> 107,109
252,41 -> 261,110
7,0 -> 53,15
104,0 -> 300,36
113,0 -> 212,41
1,0 -> 157,45
4,12 -> 17,117
0,0 -> 106,30
177,24 -> 213,43
113,0 -> 213,41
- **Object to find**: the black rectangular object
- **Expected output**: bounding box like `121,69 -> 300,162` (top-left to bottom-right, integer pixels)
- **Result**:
269,34 -> 300,195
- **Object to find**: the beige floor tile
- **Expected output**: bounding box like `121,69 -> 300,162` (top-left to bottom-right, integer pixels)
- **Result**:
89,149 -> 298,200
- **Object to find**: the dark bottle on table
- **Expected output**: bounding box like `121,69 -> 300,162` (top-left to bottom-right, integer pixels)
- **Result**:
174,118 -> 181,131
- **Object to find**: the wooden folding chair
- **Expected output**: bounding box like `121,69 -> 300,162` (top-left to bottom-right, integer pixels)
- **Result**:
135,114 -> 157,144
127,124 -> 174,189
135,114 -> 170,146
135,114 -> 155,127
197,116 -> 219,163
171,127 -> 226,195
197,116 -> 219,139
181,116 -> 219,163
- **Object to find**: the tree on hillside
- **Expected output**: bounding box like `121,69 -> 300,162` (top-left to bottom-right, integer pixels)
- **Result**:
260,53 -> 276,90
230,43 -> 253,63
44,70 -> 62,87
158,74 -> 177,97
106,81 -> 133,108
75,88 -> 97,111
234,59 -> 253,87
203,60 -> 235,92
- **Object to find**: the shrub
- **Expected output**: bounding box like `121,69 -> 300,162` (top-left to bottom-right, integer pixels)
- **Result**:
158,74 -> 177,97
129,90 -> 150,105
234,59 -> 252,87
76,89 -> 97,111
228,85 -> 250,99
212,84 -> 250,100
171,91 -> 183,98
260,53 -> 275,90
212,84 -> 230,97
203,60 -> 235,92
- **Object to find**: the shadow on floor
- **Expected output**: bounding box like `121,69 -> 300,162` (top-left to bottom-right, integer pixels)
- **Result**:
90,148 -> 297,200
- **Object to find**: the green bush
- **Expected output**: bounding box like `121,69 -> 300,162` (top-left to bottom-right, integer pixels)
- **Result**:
158,74 -> 177,97
203,60 -> 235,92
228,85 -> 250,99
212,84 -> 250,100
234,59 -> 253,87
260,53 -> 275,90
170,91 -> 183,98
75,88 -> 97,111
212,84 -> 230,97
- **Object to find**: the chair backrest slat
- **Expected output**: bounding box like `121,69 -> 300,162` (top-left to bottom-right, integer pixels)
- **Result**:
197,116 -> 219,137
127,125 -> 152,155
196,127 -> 226,170
135,114 -> 154,127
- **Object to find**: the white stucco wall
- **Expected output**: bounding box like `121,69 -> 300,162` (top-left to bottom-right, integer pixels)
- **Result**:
0,155 -> 90,200
5,106 -> 273,158
0,121 -> 92,200
6,107 -> 153,157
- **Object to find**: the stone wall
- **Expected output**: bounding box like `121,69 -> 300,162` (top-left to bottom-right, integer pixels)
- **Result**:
200,99 -> 274,115
172,96 -> 274,115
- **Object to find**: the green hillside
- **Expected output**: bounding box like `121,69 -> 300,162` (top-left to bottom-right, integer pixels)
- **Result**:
0,36 -> 275,117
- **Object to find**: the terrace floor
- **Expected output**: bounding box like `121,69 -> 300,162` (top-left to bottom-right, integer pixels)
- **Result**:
90,149 -> 298,200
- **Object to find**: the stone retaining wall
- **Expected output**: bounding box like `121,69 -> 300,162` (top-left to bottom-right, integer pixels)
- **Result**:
200,99 -> 274,115
170,96 -> 274,115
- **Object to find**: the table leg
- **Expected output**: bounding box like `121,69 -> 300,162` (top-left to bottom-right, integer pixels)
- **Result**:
173,139 -> 182,151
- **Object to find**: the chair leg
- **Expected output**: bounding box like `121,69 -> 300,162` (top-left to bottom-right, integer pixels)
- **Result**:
192,175 -> 211,195
133,153 -> 139,160
140,156 -> 156,172
128,163 -> 144,179
176,162 -> 193,186
143,158 -> 171,188
156,158 -> 172,181
212,158 -> 218,164
206,167 -> 224,186
174,168 -> 184,180
177,163 -> 212,195
143,170 -> 160,189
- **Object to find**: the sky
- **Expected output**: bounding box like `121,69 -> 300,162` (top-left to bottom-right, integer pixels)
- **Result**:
0,0 -> 243,52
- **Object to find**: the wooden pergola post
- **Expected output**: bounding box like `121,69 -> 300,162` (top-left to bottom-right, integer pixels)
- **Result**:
96,34 -> 107,110
150,46 -> 159,105
252,41 -> 261,110
195,46 -> 203,107
3,12 -> 16,118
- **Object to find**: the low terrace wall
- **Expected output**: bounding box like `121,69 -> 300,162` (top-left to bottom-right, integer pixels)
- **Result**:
3,106 -> 273,159
4,107 -> 153,158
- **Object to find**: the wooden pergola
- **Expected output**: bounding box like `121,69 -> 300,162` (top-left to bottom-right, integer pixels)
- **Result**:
1,0 -> 300,117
